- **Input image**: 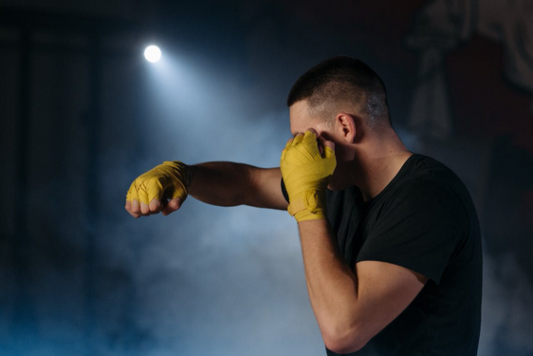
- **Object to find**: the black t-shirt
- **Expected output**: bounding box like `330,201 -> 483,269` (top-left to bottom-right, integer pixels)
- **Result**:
282,154 -> 482,356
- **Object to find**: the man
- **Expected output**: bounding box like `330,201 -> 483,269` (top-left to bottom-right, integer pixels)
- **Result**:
125,56 -> 482,355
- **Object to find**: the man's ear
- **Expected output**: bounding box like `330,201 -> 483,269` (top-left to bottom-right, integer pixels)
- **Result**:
335,113 -> 358,143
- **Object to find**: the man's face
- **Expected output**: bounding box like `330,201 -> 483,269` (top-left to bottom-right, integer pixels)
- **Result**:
289,100 -> 347,190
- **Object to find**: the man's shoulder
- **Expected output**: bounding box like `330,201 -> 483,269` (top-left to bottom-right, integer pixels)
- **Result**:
402,154 -> 459,181
388,154 -> 477,227
396,154 -> 471,201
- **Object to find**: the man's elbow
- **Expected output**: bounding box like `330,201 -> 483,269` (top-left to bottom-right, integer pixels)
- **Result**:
322,325 -> 368,354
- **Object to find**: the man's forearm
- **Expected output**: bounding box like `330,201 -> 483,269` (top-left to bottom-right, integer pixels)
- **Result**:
298,219 -> 361,351
187,161 -> 257,207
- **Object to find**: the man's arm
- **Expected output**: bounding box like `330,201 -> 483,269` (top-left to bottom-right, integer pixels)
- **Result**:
126,161 -> 287,218
298,219 -> 428,354
187,162 -> 287,209
280,130 -> 429,353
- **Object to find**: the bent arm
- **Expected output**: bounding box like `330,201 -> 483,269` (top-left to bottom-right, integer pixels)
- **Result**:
297,219 -> 428,354
188,162 -> 288,210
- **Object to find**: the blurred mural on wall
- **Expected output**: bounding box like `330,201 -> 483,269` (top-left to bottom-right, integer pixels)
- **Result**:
407,0 -> 533,140
406,2 -> 533,355
0,0 -> 532,355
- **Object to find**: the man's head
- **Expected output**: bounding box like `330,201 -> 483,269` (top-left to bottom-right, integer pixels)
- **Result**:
287,55 -> 391,133
287,56 -> 394,190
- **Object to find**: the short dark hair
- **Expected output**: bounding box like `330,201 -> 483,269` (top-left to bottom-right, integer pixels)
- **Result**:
287,56 -> 391,129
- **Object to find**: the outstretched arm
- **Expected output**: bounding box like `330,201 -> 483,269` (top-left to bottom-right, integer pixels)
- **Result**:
125,161 -> 287,218
187,162 -> 287,209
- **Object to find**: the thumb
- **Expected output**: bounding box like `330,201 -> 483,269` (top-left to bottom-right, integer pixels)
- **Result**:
318,136 -> 335,157
162,197 -> 182,216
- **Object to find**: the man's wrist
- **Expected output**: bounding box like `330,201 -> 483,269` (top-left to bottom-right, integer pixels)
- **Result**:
295,209 -> 327,222
287,189 -> 327,222
297,216 -> 329,227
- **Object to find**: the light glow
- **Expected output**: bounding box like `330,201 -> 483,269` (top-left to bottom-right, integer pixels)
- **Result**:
144,45 -> 161,63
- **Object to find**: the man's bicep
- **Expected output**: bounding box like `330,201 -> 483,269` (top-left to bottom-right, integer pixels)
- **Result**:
246,167 -> 288,210
352,260 -> 428,347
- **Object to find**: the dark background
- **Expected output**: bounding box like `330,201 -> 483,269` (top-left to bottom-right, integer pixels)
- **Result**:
1,1 -> 532,355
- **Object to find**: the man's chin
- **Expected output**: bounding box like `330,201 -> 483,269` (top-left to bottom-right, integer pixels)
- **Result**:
327,178 -> 355,191
327,183 -> 343,191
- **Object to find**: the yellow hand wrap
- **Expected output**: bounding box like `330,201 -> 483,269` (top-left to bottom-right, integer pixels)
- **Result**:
126,161 -> 189,205
280,131 -> 336,222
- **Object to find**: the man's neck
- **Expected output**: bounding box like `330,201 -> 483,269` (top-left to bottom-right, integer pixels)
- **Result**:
351,134 -> 412,202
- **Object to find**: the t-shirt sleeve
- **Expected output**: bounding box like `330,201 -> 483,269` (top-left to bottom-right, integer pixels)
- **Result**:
281,178 -> 289,203
356,179 -> 466,285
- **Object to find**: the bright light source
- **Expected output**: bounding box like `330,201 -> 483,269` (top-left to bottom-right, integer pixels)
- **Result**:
144,45 -> 161,63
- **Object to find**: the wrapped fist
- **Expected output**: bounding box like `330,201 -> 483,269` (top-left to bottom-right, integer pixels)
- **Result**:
125,161 -> 189,218
280,130 -> 336,222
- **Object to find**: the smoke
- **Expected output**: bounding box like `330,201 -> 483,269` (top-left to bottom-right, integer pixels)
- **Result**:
81,53 -> 326,355
2,21 -> 533,356
123,61 -> 325,354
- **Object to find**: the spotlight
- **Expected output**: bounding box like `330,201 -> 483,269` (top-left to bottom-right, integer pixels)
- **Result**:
144,45 -> 161,63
